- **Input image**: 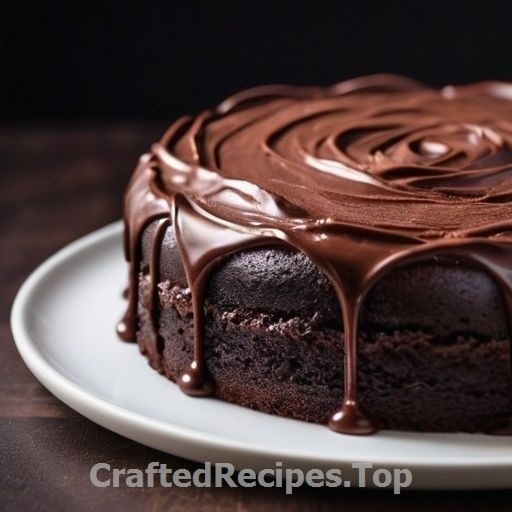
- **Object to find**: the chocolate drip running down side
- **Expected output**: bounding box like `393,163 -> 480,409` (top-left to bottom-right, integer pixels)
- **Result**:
119,74 -> 512,435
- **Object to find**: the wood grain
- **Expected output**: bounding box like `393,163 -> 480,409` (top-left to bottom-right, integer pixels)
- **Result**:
1,125 -> 511,511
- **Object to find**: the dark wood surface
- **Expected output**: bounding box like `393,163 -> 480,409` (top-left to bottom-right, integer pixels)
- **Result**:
2,125 -> 512,511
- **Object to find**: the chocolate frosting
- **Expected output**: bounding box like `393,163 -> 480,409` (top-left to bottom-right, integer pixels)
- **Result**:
118,74 -> 512,434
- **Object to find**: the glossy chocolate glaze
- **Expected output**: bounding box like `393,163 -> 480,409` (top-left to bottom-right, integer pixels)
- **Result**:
118,74 -> 512,434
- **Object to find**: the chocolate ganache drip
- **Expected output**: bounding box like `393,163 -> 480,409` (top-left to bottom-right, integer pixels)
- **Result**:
118,74 -> 512,435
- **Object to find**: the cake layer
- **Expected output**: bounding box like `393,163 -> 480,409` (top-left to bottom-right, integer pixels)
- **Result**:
136,268 -> 512,432
136,219 -> 512,432
141,219 -> 508,340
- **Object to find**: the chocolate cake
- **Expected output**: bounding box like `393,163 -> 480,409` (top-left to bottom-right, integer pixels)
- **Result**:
117,75 -> 512,434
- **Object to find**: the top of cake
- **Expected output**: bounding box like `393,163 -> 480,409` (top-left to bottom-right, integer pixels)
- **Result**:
120,75 -> 512,434
156,73 -> 512,224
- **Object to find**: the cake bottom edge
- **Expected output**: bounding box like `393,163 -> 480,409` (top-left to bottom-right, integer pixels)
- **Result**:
136,276 -> 512,434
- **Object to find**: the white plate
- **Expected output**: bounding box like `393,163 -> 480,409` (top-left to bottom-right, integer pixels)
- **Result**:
11,221 -> 512,490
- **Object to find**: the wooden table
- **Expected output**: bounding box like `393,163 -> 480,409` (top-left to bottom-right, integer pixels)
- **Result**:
1,125 -> 511,511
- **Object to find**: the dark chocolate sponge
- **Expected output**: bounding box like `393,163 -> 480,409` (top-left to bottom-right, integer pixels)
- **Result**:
136,219 -> 512,432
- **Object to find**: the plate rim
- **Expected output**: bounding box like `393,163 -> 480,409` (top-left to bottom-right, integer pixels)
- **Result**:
10,221 -> 512,473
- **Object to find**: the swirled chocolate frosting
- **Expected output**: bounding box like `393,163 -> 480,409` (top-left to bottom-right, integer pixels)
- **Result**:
118,74 -> 512,434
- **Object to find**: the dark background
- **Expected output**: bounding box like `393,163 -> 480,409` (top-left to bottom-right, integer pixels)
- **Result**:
4,1 -> 512,123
